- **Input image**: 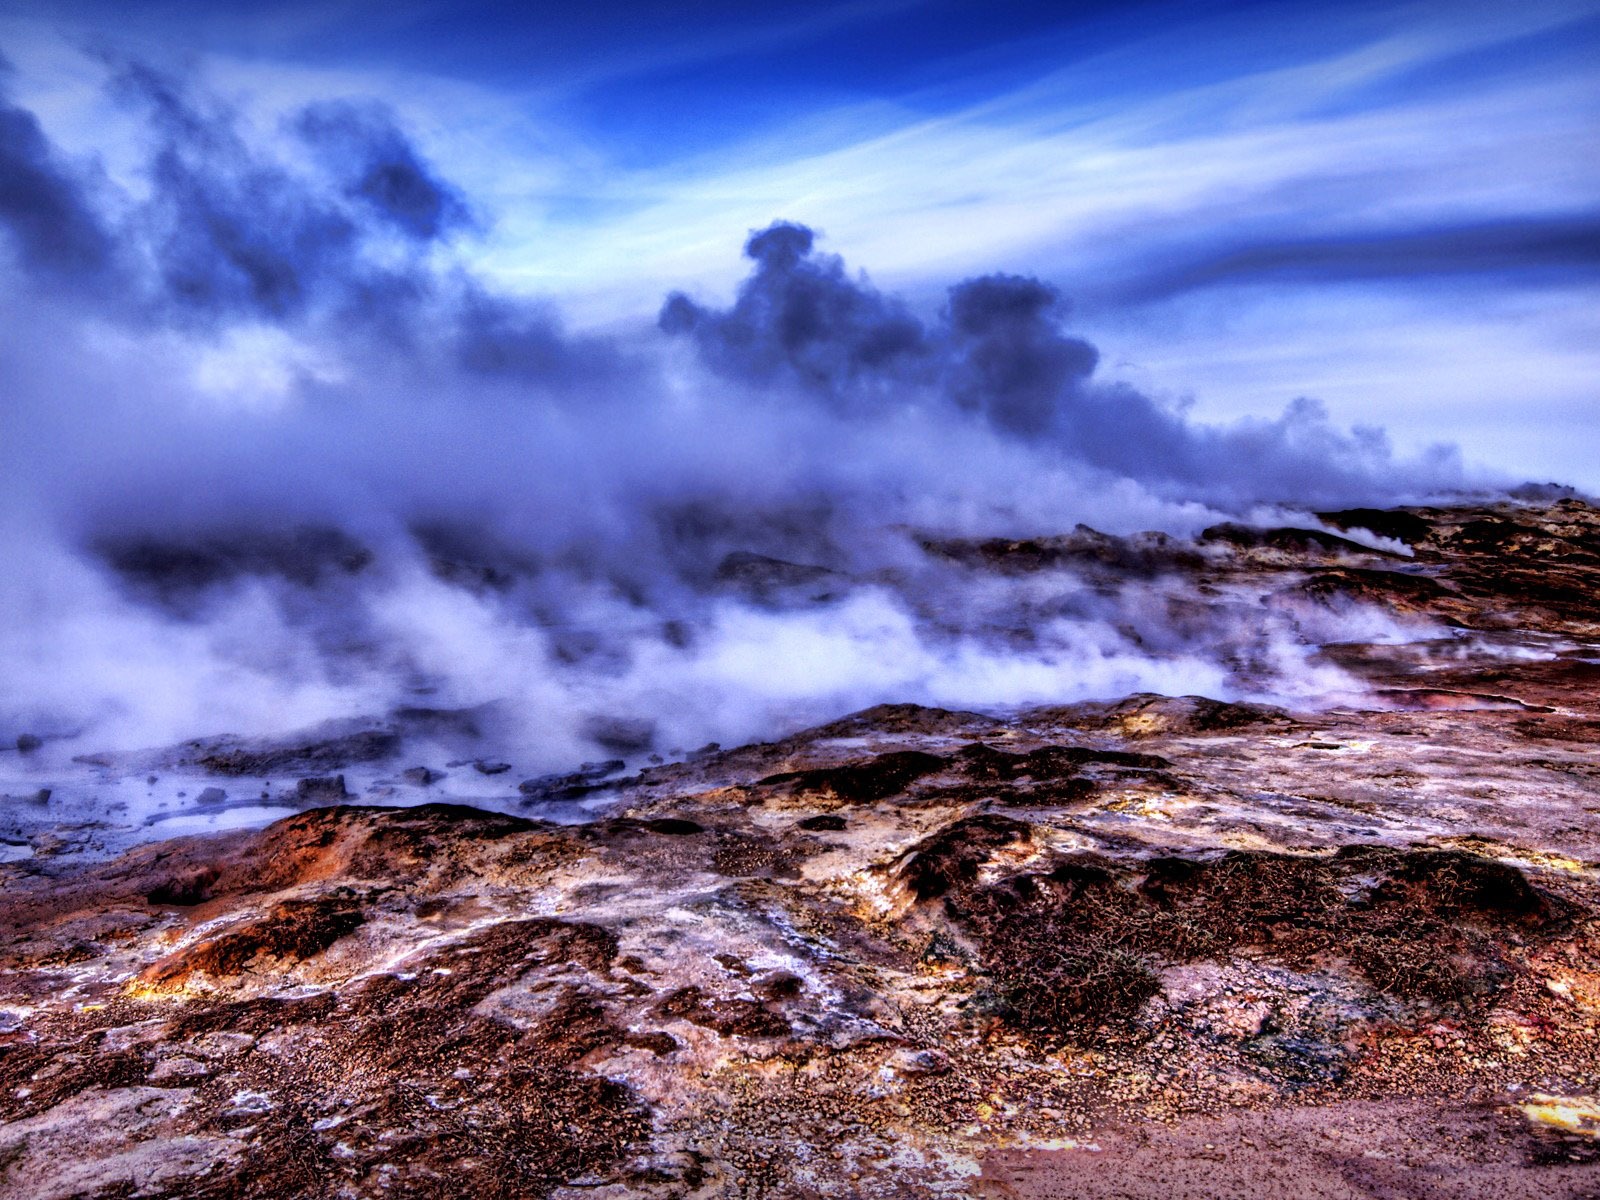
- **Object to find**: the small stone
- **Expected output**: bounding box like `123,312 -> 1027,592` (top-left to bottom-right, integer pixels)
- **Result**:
148,1055 -> 210,1082
798,814 -> 848,832
296,775 -> 349,802
584,716 -> 656,754
888,1048 -> 951,1077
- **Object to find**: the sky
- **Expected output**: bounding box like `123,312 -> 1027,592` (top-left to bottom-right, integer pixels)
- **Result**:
1,0 -> 1597,487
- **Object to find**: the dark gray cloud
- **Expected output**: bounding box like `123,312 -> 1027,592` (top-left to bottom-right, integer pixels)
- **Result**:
2,60 -> 472,334
660,221 -> 930,411
943,274 -> 1097,437
0,57 -> 113,278
664,221 -> 1464,505
0,61 -> 613,384
294,99 -> 473,242
112,61 -> 400,325
451,284 -> 642,391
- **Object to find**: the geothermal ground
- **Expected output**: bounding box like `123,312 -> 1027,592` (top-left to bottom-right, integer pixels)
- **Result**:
2,498 -> 1599,1198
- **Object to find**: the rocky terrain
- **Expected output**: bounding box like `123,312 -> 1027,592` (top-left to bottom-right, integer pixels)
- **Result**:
2,498 -> 1599,1198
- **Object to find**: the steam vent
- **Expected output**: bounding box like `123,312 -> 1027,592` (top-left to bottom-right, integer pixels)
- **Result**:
4,500 -> 1599,1197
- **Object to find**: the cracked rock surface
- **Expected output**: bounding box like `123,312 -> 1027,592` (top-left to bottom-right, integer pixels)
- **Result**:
2,499 -> 1599,1198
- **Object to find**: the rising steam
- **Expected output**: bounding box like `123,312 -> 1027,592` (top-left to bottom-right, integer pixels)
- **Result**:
0,58 -> 1479,783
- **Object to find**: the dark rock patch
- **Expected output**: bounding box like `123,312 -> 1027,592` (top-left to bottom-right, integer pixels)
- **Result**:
623,1030 -> 679,1056
955,742 -> 1169,781
637,818 -> 704,836
935,846 -> 1575,1037
194,727 -> 399,777
897,813 -> 1032,902
97,525 -> 373,602
520,759 -> 628,801
714,551 -> 844,604
802,703 -> 995,739
295,775 -> 349,803
654,985 -> 789,1038
584,717 -> 656,754
146,866 -> 220,907
797,814 -> 847,832
1200,523 -> 1394,558
138,894 -> 366,991
1040,694 -> 1294,738
921,526 -> 1205,576
761,750 -> 948,802
1316,508 -> 1434,545
1297,568 -> 1450,608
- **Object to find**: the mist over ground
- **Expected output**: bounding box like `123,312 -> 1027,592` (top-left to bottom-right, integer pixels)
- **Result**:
0,56 -> 1518,779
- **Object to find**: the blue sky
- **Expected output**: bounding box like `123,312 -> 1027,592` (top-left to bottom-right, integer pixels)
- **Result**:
3,0 -> 1598,487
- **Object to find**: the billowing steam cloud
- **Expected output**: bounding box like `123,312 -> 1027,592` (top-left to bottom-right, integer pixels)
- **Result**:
661,221 -> 1464,504
0,59 -> 1475,786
